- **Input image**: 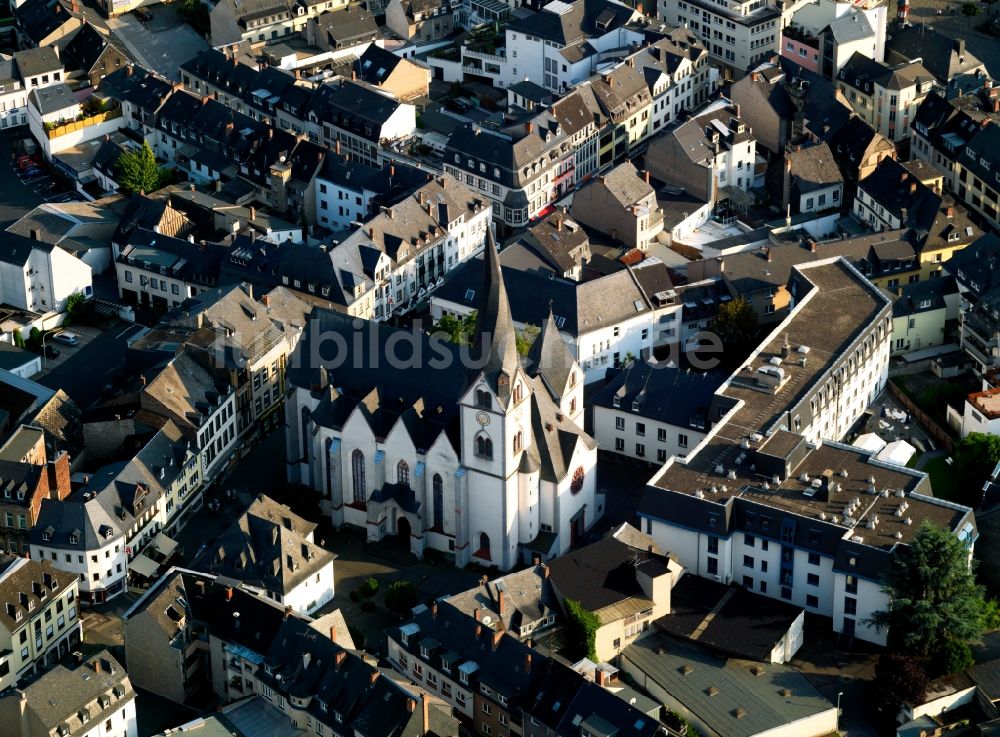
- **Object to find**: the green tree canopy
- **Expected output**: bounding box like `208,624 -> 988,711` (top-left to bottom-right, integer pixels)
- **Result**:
116,142 -> 167,196
385,580 -> 420,614
872,654 -> 928,726
433,311 -> 477,346
963,1 -> 981,22
868,522 -> 987,674
952,432 -> 1000,507
710,296 -> 757,346
564,598 -> 600,661
516,323 -> 539,356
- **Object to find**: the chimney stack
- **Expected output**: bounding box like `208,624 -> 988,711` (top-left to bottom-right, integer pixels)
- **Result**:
526,121 -> 533,134
782,155 -> 792,211
422,693 -> 430,735
492,629 -> 504,650
474,607 -> 481,621
644,169 -> 650,184
370,671 -> 380,685
766,247 -> 773,262
431,601 -> 438,618
406,698 -> 416,713
330,625 -> 337,642
946,206 -> 955,218
525,653 -> 532,673
225,587 -> 233,601
498,590 -> 506,615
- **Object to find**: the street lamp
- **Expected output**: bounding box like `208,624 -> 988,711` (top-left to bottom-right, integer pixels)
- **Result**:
40,331 -> 49,369
836,691 -> 844,729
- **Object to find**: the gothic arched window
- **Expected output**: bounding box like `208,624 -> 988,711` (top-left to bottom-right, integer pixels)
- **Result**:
513,431 -> 523,454
432,474 -> 444,530
475,433 -> 493,459
351,450 -> 366,505
398,460 -> 410,486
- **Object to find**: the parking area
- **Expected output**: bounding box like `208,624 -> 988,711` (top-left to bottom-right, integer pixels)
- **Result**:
9,141 -> 82,204
38,322 -> 146,407
35,324 -> 103,373
107,5 -> 209,81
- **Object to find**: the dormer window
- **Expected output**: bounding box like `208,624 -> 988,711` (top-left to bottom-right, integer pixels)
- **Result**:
612,396 -> 621,408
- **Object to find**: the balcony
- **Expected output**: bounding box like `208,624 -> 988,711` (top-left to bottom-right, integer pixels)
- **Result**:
43,108 -> 122,140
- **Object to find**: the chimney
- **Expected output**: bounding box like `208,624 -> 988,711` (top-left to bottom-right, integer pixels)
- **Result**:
766,247 -> 773,262
225,587 -> 233,601
752,72 -> 761,82
492,629 -> 504,650
596,668 -> 609,686
369,227 -> 375,240
370,671 -> 380,685
335,650 -> 347,668
901,206 -> 909,225
284,605 -> 292,619
955,38 -> 965,58
390,163 -> 395,178
250,206 -> 256,221
93,659 -> 101,673
946,206 -> 955,218
808,239 -> 817,253
262,293 -> 271,307
335,139 -> 341,156
909,182 -> 917,194
474,607 -> 481,621
48,451 -> 71,501
475,624 -> 483,637
644,169 -> 650,184
542,564 -> 549,579
895,285 -> 904,297
29,228 -> 39,240
431,601 -> 438,618
525,653 -> 532,673
498,590 -> 506,615
526,121 -> 533,134
352,70 -> 357,81
407,698 -> 416,713
422,693 -> 430,735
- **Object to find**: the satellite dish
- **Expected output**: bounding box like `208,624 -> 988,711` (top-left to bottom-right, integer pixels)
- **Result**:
482,615 -> 493,626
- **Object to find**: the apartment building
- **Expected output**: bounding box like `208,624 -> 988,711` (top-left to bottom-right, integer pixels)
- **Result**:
0,231 -> 93,315
591,359 -> 728,463
890,276 -> 960,357
140,352 -> 238,481
782,142 -> 844,214
209,0 -> 341,47
659,0 -> 784,80
385,0 -> 456,42
12,47 -> 65,93
197,495 -> 335,615
569,163 -> 664,250
314,157 -> 427,232
944,233 -> 1000,376
0,448 -> 71,556
444,91 -> 601,231
910,88 -> 1000,232
634,28 -> 714,134
886,30 -> 988,99
0,556 -> 81,691
0,58 -> 28,130
30,422 -> 193,603
317,80 -> 417,168
0,651 -> 136,737
637,258 -> 976,645
837,52 -> 934,142
780,0 -> 886,79
645,100 -> 757,207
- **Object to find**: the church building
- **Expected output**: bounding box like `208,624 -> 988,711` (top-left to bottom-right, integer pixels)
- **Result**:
285,231 -> 600,570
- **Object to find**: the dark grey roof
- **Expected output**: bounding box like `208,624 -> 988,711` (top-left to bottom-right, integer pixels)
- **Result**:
823,12 -> 874,44
312,5 -> 378,44
546,534 -> 671,613
0,557 -> 74,632
886,24 -> 985,85
0,342 -> 39,372
29,83 -> 77,116
657,574 -> 803,661
0,230 -> 53,266
591,358 -> 726,426
354,43 -> 404,85
788,142 -> 844,193
13,45 -> 62,78
507,0 -> 636,45
892,275 -> 957,318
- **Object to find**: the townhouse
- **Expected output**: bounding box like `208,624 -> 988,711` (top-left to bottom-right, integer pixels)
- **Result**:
645,100 -> 757,208
146,283 -> 311,436
638,258 -> 976,645
780,0 -> 885,80
0,58 -> 28,131
633,28 -> 714,135
209,0 -> 341,47
353,45 -> 430,102
591,358 -> 728,463
196,495 -> 335,615
444,91 -> 601,231
547,533 -> 680,661
890,276 -> 960,357
0,651 -> 136,737
0,446 -> 71,556
12,47 -> 66,93
836,52 -> 934,142
0,556 -> 81,691
910,87 -> 1000,232
500,210 -> 592,282
782,142 -> 844,215
449,0 -> 643,93
944,233 -> 1000,376
61,23 -> 129,89
314,157 -> 427,232
386,0 -> 456,42
30,421 -> 194,603
444,562 -> 560,641
659,0 -> 783,80
885,30 -> 988,99
98,65 -> 176,148
730,61 -> 795,157
569,162 -> 664,251
305,6 -> 380,54
139,351 -> 238,481
0,230 -> 93,315
431,252 -> 685,384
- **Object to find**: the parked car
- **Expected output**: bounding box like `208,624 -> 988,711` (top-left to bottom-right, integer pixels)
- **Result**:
44,344 -> 60,359
447,99 -> 471,113
16,159 -> 41,172
21,167 -> 43,178
51,331 -> 80,346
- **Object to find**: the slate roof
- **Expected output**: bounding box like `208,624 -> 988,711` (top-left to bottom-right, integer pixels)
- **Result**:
198,495 -> 334,597
28,83 -> 77,116
63,23 -> 123,75
892,275 -> 958,318
318,80 -> 408,142
98,65 -> 174,116
0,230 -> 53,266
507,0 -> 637,46
14,0 -> 73,47
858,157 -> 941,229
13,46 -> 62,79
824,12 -> 874,44
886,24 -> 986,85
445,564 -> 558,634
0,342 -> 39,373
19,651 -> 133,737
311,6 -> 378,46
838,52 -> 933,92
591,358 -> 727,427
546,534 -> 671,614
657,574 -> 803,661
788,142 -> 844,193
0,557 -> 74,632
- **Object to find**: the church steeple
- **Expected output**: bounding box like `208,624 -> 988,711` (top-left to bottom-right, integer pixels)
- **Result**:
472,227 -> 519,394
526,303 -> 575,398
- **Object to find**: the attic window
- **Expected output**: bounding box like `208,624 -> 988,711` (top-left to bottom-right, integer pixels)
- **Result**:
613,396 -> 621,408
465,289 -> 475,301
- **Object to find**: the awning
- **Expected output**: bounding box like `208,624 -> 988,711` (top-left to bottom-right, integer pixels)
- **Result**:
128,554 -> 160,579
853,433 -> 887,454
152,532 -> 178,558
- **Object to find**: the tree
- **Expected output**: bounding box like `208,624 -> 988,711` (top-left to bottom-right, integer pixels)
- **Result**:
564,598 -> 600,661
516,323 -> 539,356
952,432 -> 1000,507
116,142 -> 166,195
385,580 -> 420,614
868,522 -> 987,673
433,311 -> 477,346
12,331 -> 25,349
66,292 -> 86,314
709,296 -> 757,347
872,654 -> 928,726
963,1 -> 981,24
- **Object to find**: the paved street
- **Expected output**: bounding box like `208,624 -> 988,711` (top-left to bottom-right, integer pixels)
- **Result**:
38,322 -> 146,407
107,5 -> 209,81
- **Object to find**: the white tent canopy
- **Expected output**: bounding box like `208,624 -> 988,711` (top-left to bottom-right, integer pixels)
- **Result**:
875,439 -> 917,467
853,433 -> 887,454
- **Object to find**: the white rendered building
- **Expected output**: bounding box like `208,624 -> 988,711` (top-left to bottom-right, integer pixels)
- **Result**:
287,231 -> 600,570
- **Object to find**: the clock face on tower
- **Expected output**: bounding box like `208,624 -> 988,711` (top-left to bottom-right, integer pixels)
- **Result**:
476,411 -> 491,426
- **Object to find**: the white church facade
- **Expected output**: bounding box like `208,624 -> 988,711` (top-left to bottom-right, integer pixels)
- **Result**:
285,232 -> 601,570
